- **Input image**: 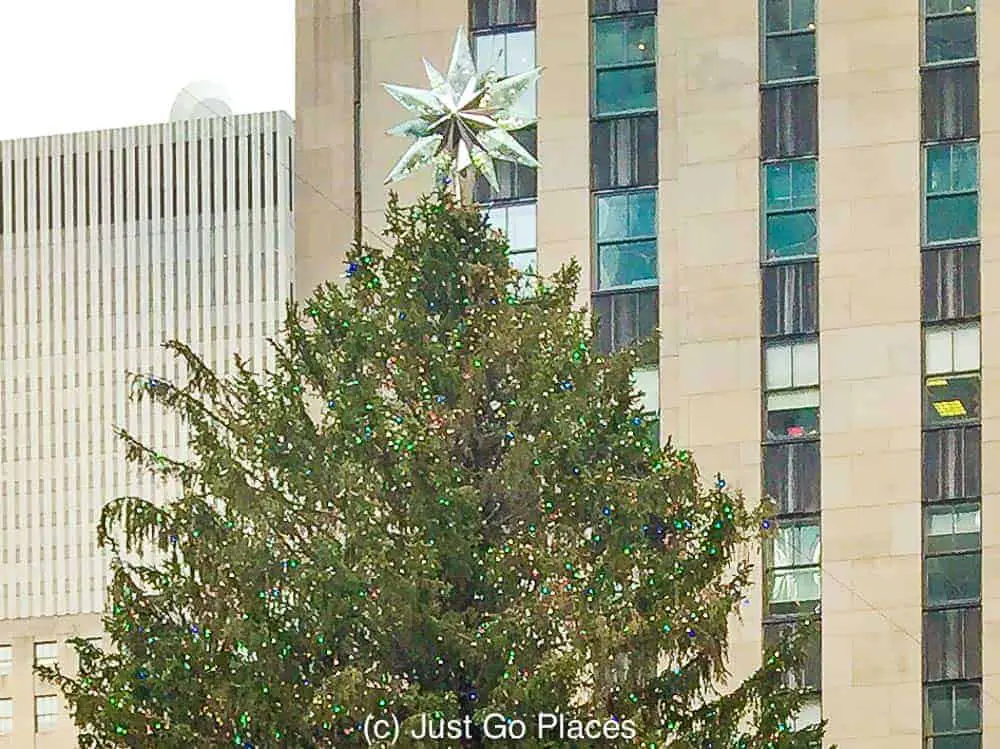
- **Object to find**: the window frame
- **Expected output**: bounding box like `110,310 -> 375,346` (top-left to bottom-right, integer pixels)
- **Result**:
923,141 -> 980,247
762,258 -> 819,338
922,425 -> 981,503
470,0 -> 536,32
760,82 -> 819,160
590,113 -> 659,190
591,285 -> 659,357
591,12 -> 658,118
593,186 -> 658,292
921,243 -> 980,323
471,26 -> 538,118
923,0 -> 978,66
34,694 -> 59,733
764,515 -> 822,616
33,641 -> 58,668
762,157 -> 818,262
0,697 -> 10,735
923,322 -> 981,427
925,681 -> 982,744
924,605 -> 982,682
761,0 -> 818,84
762,618 -> 822,691
0,644 -> 10,676
763,440 -> 821,516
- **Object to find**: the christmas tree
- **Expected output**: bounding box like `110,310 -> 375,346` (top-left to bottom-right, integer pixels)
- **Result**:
41,189 -> 827,748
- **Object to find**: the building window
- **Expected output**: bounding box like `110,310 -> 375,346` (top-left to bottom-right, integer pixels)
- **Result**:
35,695 -> 58,733
924,324 -> 980,426
593,14 -> 657,116
0,699 -> 10,735
923,426 -> 981,502
925,503 -> 980,606
592,0 -> 657,14
762,261 -> 818,337
473,127 -> 537,203
922,65 -> 979,142
763,159 -> 817,260
471,0 -> 535,29
765,517 -> 821,616
0,645 -> 10,676
925,606 -> 982,681
925,142 -> 978,245
473,29 -> 536,117
484,202 -> 537,281
763,441 -> 820,515
924,0 -> 977,64
762,0 -> 816,82
922,244 -> 980,322
33,641 -> 58,668
764,339 -> 819,441
790,698 -> 822,730
594,188 -> 657,289
592,287 -> 658,355
763,620 -> 821,690
925,683 -> 981,746
591,114 -> 658,189
761,83 -> 818,159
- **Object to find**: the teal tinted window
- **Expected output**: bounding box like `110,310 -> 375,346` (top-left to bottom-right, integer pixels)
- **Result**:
593,15 -> 656,115
926,683 -> 981,740
595,190 -> 657,289
925,0 -> 977,63
763,0 -> 816,81
764,159 -> 817,259
926,144 -> 978,244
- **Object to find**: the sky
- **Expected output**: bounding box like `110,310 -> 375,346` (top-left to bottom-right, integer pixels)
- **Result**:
0,0 -> 294,141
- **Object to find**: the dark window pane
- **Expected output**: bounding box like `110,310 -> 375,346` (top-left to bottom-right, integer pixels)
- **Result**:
926,14 -> 977,64
766,210 -> 817,258
597,240 -> 657,288
765,33 -> 816,81
926,554 -> 981,605
595,67 -> 656,115
922,245 -> 980,322
592,288 -> 658,355
927,194 -> 978,244
925,607 -> 981,681
923,426 -> 981,502
591,0 -> 656,15
925,373 -> 981,426
592,115 -> 658,189
922,65 -> 979,141
471,0 -> 535,29
927,682 -> 982,734
764,0 -> 815,32
763,620 -> 821,690
763,441 -> 820,514
761,84 -> 818,159
473,127 -> 537,202
763,261 -> 818,336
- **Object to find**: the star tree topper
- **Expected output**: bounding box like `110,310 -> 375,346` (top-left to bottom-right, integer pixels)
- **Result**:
382,27 -> 541,201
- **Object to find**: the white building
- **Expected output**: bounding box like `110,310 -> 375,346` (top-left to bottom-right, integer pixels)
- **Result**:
0,100 -> 294,746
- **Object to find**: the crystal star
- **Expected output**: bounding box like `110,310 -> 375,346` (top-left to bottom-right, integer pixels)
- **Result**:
382,27 -> 541,197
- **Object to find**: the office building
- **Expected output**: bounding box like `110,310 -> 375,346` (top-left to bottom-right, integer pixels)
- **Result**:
0,105 -> 295,746
297,0 -> 994,745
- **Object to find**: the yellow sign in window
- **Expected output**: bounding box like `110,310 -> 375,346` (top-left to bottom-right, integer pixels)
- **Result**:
933,400 -> 968,418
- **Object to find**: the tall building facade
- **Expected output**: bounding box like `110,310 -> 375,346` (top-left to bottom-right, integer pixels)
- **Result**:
0,111 -> 295,746
298,0 -> 999,746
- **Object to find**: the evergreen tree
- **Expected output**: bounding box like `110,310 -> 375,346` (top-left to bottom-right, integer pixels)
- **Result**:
42,191 -> 828,748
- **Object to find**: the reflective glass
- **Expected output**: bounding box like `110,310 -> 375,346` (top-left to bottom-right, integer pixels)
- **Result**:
597,240 -> 657,288
767,212 -> 817,258
926,554 -> 981,604
927,194 -> 978,243
595,67 -> 656,115
926,15 -> 976,63
765,34 -> 816,81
